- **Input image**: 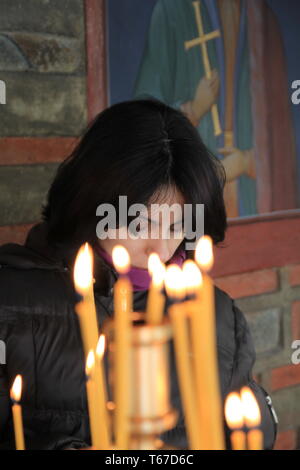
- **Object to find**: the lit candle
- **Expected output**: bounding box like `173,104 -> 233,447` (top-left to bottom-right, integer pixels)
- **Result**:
10,375 -> 25,450
112,245 -> 133,450
165,264 -> 200,449
146,253 -> 166,325
240,386 -> 263,450
73,243 -> 99,356
193,235 -> 225,449
181,259 -> 206,449
224,392 -> 246,450
74,243 -> 110,449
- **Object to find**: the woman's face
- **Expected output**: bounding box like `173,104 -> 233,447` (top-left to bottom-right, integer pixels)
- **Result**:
98,187 -> 186,269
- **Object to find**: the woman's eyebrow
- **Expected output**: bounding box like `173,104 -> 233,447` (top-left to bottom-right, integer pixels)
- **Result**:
139,215 -> 183,224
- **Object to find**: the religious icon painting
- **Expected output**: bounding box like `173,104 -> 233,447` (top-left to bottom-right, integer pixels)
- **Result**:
106,0 -> 300,219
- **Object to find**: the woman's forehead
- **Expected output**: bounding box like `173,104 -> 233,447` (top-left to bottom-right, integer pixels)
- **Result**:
148,185 -> 185,206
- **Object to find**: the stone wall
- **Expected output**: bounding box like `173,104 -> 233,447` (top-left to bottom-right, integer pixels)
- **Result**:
0,0 -> 87,225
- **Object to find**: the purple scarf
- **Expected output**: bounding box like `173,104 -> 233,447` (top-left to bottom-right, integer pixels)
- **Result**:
95,244 -> 187,291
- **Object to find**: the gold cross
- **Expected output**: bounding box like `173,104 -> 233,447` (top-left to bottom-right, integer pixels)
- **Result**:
185,1 -> 222,136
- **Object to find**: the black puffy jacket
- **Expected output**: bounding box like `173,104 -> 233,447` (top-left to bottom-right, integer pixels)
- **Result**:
0,222 -> 278,450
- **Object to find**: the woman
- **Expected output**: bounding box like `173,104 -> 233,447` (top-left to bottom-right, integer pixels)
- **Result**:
0,98 -> 277,449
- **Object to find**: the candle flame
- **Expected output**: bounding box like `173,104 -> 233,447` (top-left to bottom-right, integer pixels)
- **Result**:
164,264 -> 186,300
240,386 -> 261,428
112,245 -> 130,274
153,264 -> 166,289
74,243 -> 93,291
148,253 -> 161,277
149,254 -> 166,289
86,350 -> 95,375
11,375 -> 22,402
195,235 -> 214,272
182,260 -> 202,294
96,334 -> 106,359
224,392 -> 245,429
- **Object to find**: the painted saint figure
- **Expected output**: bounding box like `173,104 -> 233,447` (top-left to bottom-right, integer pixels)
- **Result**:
133,0 -> 297,217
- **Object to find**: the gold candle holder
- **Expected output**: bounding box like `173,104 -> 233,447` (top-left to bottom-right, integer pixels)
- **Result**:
103,311 -> 179,450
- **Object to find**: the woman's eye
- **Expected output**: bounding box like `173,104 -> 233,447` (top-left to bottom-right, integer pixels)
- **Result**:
136,221 -> 147,232
170,224 -> 184,233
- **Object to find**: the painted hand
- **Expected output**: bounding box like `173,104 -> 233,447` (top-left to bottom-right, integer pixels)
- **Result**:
191,69 -> 220,120
218,147 -> 256,181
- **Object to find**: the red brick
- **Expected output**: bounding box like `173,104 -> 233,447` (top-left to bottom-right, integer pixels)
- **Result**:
213,269 -> 278,299
288,264 -> 300,287
0,137 -> 77,165
271,364 -> 300,391
291,301 -> 300,341
274,429 -> 297,450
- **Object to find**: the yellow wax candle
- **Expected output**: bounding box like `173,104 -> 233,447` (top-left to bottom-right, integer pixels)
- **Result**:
182,260 -> 207,449
224,392 -> 246,450
193,236 -> 225,450
74,243 -> 110,449
146,253 -> 166,325
74,243 -> 99,356
247,429 -> 263,450
86,350 -> 102,450
10,375 -> 25,450
240,386 -> 263,450
165,264 -> 200,450
94,334 -> 111,448
231,431 -> 247,451
112,245 -> 133,450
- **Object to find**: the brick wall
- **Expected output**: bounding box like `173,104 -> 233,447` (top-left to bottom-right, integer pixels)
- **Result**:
213,216 -> 300,450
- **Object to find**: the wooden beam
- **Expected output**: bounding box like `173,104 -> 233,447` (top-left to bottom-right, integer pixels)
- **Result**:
212,210 -> 300,278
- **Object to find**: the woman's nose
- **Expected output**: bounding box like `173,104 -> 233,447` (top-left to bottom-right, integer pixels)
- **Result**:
147,240 -> 170,264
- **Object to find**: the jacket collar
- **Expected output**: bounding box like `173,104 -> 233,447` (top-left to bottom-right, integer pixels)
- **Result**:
0,221 -> 118,297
